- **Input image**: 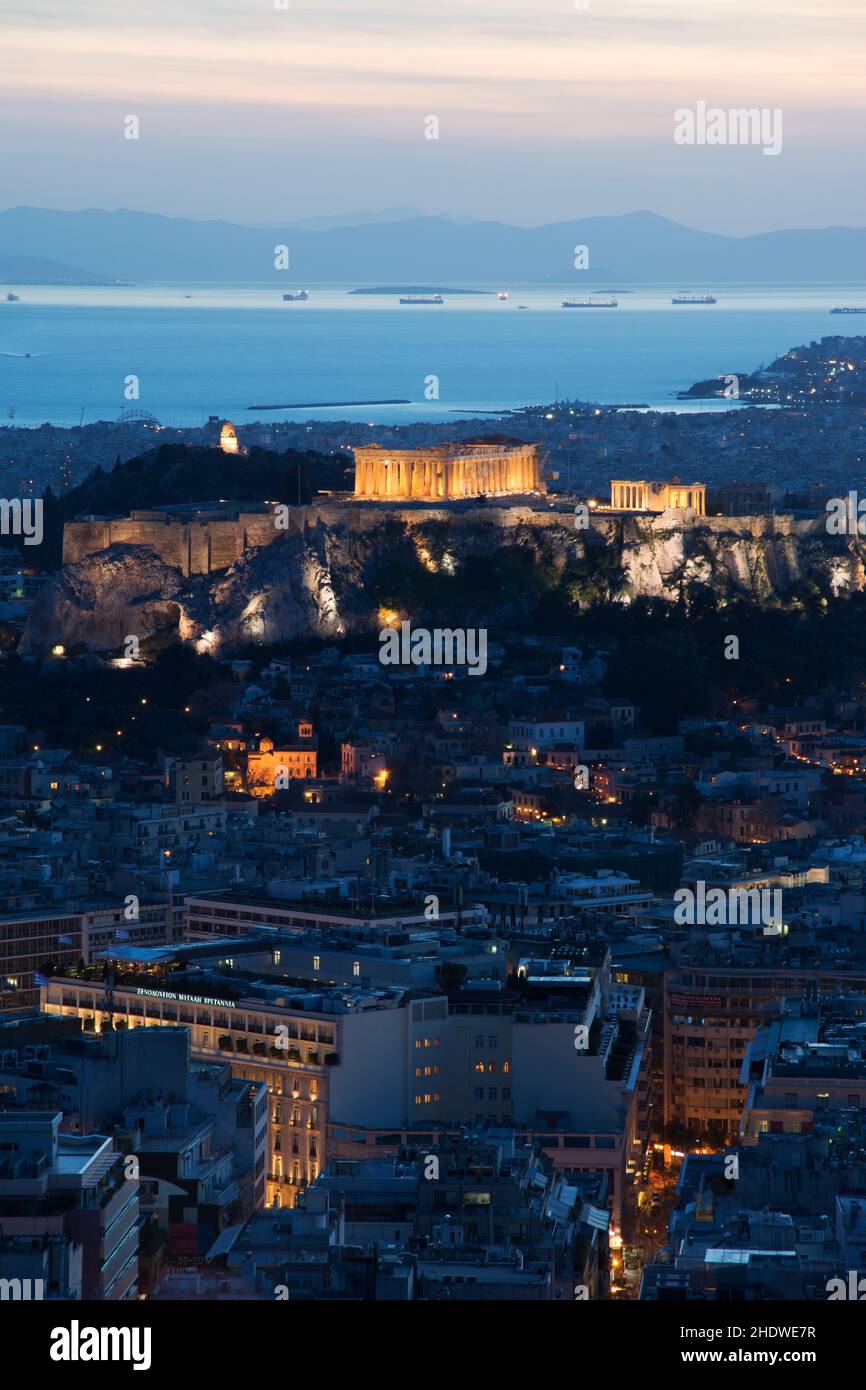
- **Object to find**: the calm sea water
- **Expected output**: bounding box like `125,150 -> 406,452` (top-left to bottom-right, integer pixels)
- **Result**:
0,282 -> 863,427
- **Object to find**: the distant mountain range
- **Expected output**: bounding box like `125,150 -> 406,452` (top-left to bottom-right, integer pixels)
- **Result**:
0,249 -> 114,285
0,207 -> 864,284
254,205 -> 478,231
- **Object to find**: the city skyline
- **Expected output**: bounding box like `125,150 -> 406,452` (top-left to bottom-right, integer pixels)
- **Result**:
3,0 -> 866,1343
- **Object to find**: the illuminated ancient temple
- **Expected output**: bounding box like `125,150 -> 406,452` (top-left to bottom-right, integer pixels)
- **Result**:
610,479 -> 706,514
353,442 -> 545,501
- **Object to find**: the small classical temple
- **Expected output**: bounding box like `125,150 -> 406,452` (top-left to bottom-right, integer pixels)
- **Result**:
353,441 -> 545,501
610,479 -> 706,514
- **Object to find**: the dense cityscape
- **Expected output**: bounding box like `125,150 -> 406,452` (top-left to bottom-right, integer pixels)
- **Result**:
2,385 -> 866,1328
5,0 -> 866,1368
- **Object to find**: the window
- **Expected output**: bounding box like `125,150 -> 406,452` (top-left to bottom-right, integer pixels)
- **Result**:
313,955 -> 320,971
353,961 -> 360,977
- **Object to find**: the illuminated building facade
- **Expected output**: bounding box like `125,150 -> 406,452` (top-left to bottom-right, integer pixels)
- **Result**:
353,442 -> 545,500
246,729 -> 317,795
41,970 -> 407,1211
610,479 -> 706,514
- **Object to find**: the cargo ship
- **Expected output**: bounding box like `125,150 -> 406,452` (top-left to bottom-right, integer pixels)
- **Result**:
282,290 -> 309,301
831,306 -> 866,314
562,296 -> 617,308
399,293 -> 444,304
5,292 -> 20,302
672,293 -> 717,304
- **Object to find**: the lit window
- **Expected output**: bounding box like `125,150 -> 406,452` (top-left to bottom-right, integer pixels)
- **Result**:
313,955 -> 320,971
353,961 -> 360,977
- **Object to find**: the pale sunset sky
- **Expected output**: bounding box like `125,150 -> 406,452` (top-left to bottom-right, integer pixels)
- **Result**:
0,0 -> 863,232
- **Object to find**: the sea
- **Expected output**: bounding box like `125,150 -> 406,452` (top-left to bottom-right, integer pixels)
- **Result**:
0,282 -> 863,428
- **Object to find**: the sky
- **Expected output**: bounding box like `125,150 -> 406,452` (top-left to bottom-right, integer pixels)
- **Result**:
0,0 -> 864,234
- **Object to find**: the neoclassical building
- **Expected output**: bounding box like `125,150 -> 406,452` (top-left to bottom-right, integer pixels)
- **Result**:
610,479 -> 706,514
353,442 -> 545,501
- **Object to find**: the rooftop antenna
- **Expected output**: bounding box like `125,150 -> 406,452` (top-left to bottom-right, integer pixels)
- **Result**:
104,956 -> 116,1032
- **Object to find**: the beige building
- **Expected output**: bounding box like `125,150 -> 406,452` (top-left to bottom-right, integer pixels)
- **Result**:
41,974 -> 407,1210
353,442 -> 545,501
62,503 -> 287,576
610,480 -> 706,514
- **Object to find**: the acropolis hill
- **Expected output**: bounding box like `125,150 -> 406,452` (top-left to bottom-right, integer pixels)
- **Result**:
28,489 -> 865,658
61,441 -> 548,575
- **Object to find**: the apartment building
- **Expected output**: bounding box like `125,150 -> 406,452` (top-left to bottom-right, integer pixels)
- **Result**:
0,1111 -> 139,1300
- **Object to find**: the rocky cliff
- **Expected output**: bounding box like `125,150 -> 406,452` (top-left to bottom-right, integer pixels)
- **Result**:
20,510 -> 865,658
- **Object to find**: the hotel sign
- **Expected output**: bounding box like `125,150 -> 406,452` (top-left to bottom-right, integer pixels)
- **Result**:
135,986 -> 235,1009
668,992 -> 725,1011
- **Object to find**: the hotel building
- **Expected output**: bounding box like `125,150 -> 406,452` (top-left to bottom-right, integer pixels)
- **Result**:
41,932 -> 651,1223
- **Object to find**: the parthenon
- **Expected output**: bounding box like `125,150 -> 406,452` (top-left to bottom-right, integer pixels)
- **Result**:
353,442 -> 545,501
610,479 -> 706,515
